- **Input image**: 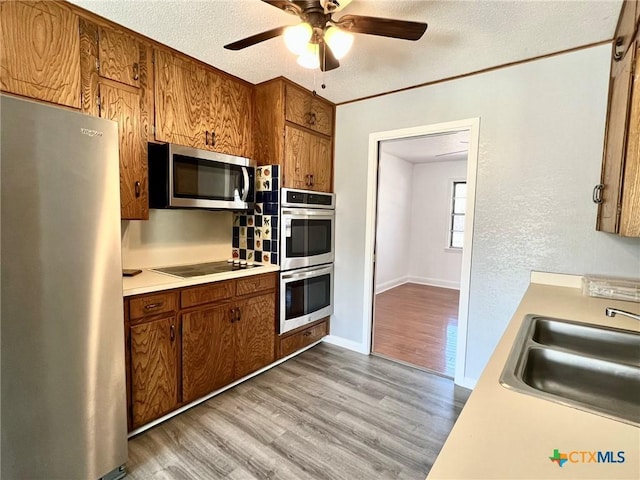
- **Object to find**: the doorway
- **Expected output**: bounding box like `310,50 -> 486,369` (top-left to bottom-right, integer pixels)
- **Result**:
361,119 -> 479,386
372,132 -> 468,376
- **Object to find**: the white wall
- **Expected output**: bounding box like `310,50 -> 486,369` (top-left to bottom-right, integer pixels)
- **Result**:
374,152 -> 413,293
121,210 -> 232,268
333,44 -> 640,383
409,159 -> 467,289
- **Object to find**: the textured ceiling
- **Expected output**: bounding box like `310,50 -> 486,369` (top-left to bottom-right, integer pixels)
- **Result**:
381,130 -> 469,163
70,0 -> 622,104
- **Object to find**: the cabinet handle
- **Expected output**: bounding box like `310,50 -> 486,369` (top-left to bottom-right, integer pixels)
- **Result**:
303,331 -> 312,337
593,184 -> 604,204
170,324 -> 175,341
210,130 -> 216,146
614,37 -> 625,61
144,302 -> 164,311
132,62 -> 139,81
205,130 -> 209,146
135,180 -> 141,198
236,308 -> 241,323
307,112 -> 317,125
310,174 -> 314,186
229,308 -> 236,323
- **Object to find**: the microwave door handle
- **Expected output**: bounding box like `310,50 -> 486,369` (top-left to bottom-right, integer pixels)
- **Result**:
240,167 -> 250,202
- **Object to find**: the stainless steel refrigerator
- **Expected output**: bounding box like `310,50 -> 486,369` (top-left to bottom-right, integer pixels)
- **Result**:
1,95 -> 128,479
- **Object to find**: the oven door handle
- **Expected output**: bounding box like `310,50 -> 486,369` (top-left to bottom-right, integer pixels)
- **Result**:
240,166 -> 250,202
281,209 -> 334,217
285,218 -> 292,238
282,265 -> 333,280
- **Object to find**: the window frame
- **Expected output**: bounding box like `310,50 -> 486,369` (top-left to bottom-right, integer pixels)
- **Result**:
448,179 -> 467,250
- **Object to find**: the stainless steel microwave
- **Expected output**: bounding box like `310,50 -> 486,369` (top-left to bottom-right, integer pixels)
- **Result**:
148,143 -> 254,210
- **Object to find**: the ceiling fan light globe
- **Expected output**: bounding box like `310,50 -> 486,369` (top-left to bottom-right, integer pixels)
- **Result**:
284,22 -> 312,55
297,43 -> 320,69
324,26 -> 353,60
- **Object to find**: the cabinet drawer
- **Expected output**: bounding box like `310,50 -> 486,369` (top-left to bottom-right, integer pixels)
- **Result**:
279,320 -> 328,358
236,273 -> 277,297
181,280 -> 234,309
285,84 -> 332,136
129,291 -> 178,321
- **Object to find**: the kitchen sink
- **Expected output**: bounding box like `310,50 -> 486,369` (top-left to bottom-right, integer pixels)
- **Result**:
500,315 -> 640,426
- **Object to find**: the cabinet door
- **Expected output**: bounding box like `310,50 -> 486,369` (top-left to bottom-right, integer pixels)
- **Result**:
208,71 -> 253,157
598,45 -> 636,232
182,304 -> 235,403
234,293 -> 275,379
130,316 -> 179,428
98,26 -> 140,88
285,83 -> 333,136
309,133 -> 332,193
0,0 -> 80,108
620,43 -> 640,237
283,124 -> 315,190
99,83 -> 149,220
154,49 -> 208,149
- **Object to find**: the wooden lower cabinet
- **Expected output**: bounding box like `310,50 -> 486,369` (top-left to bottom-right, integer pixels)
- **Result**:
182,303 -> 235,403
126,273 -> 278,430
277,318 -> 329,359
130,315 -> 179,429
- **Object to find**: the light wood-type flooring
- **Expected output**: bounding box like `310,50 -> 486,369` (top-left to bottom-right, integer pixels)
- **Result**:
127,343 -> 470,480
373,284 -> 460,377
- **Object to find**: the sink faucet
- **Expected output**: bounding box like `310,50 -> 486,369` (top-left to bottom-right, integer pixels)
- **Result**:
605,307 -> 640,321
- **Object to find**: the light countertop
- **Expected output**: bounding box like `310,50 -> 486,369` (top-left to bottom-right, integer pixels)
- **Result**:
122,263 -> 281,297
427,274 -> 640,480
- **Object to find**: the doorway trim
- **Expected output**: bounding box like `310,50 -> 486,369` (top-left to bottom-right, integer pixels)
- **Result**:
362,117 -> 480,389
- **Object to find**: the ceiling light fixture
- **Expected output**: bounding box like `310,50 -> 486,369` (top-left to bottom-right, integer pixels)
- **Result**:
284,22 -> 353,69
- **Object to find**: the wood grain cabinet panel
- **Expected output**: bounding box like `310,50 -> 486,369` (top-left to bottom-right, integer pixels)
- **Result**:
236,273 -> 277,297
99,83 -> 148,220
234,293 -> 275,379
0,0 -> 80,108
181,280 -> 234,309
98,26 -> 140,88
254,78 -> 334,192
154,48 -> 208,149
619,42 -> 640,236
278,320 -> 328,359
130,316 -> 179,428
182,304 -> 235,403
208,72 -> 253,158
284,125 -> 333,192
285,83 -> 333,136
129,291 -> 178,322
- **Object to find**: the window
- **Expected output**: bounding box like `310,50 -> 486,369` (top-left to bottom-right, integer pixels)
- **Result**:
449,181 -> 466,249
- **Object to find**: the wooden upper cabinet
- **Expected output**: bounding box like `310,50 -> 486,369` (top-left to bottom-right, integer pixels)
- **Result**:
99,83 -> 149,220
598,45 -> 636,233
255,78 -> 334,192
285,83 -> 333,136
98,27 -> 140,88
154,47 -> 253,157
619,42 -> 640,236
284,125 -> 332,192
154,48 -> 208,149
614,0 -> 639,59
208,71 -> 253,158
0,0 -> 80,108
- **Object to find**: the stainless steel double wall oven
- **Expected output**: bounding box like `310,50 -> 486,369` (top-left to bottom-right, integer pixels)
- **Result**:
279,188 -> 335,334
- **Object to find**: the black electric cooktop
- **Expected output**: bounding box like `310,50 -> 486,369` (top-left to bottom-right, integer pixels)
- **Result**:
151,260 -> 262,278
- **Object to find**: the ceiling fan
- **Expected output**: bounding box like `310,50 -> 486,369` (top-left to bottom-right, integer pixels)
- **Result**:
224,0 -> 428,71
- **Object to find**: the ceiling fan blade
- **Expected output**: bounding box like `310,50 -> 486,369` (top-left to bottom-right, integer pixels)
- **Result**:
319,41 -> 339,72
333,14 -> 427,41
261,0 -> 303,16
224,26 -> 287,50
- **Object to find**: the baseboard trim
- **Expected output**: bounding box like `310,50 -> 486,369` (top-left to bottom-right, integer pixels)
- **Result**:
375,276 -> 409,295
455,375 -> 477,390
322,334 -> 369,354
408,276 -> 460,290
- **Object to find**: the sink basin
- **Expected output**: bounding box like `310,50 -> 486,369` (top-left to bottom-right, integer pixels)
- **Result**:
500,315 -> 640,426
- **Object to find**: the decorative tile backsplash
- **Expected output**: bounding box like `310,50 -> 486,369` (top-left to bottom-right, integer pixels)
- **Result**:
232,165 -> 279,265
